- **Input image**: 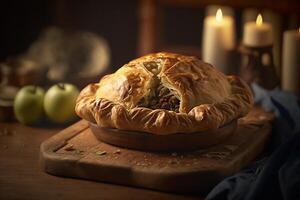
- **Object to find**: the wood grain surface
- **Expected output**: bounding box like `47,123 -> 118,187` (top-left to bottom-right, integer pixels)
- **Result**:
0,123 -> 201,200
40,107 -> 274,195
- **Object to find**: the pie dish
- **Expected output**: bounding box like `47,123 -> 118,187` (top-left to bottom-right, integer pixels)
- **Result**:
75,52 -> 253,135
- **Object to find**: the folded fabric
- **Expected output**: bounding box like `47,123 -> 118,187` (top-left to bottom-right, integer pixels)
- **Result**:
206,84 -> 300,200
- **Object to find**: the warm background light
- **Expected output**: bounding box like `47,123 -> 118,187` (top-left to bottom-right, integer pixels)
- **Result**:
256,14 -> 263,26
216,8 -> 223,22
282,28 -> 300,94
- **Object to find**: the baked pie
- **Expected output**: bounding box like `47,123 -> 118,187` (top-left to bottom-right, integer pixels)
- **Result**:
75,52 -> 253,135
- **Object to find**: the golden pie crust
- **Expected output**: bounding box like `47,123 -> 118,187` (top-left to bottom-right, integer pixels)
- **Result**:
75,52 -> 253,135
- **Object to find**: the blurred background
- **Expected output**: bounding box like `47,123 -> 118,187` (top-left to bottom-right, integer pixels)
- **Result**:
0,0 -> 299,102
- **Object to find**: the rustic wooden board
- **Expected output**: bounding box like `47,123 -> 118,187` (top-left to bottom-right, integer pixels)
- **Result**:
40,107 -> 274,194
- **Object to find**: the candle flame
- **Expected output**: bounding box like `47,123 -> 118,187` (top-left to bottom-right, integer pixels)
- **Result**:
256,14 -> 263,26
216,9 -> 223,22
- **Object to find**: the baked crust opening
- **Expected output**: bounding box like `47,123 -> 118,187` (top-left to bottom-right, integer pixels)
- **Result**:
138,60 -> 180,112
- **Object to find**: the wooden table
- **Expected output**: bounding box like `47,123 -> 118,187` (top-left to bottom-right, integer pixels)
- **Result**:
0,122 -> 201,200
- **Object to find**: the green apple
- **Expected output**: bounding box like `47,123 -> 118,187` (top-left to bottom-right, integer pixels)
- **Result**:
14,85 -> 45,125
44,83 -> 79,123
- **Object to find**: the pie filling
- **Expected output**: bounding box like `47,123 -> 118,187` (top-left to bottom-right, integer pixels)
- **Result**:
137,84 -> 180,112
153,84 -> 180,112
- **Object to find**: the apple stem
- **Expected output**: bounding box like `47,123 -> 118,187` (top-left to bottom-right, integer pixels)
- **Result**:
58,83 -> 65,90
30,86 -> 37,94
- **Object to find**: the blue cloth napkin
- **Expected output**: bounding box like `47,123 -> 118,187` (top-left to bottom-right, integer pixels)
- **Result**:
205,83 -> 300,200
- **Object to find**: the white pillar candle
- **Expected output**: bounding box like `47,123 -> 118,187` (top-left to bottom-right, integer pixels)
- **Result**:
282,28 -> 300,94
202,9 -> 235,74
243,14 -> 273,47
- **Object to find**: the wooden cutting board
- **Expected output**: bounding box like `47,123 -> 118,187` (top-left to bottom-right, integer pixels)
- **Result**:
40,107 -> 274,194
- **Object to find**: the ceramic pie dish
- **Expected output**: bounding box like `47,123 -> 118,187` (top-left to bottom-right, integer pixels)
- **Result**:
88,120 -> 237,151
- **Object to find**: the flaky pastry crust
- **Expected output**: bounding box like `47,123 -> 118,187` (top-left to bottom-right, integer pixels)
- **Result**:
75,52 -> 253,135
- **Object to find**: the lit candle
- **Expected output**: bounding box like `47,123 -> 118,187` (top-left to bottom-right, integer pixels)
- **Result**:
282,28 -> 300,94
205,5 -> 234,17
243,14 -> 273,47
202,8 -> 235,74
